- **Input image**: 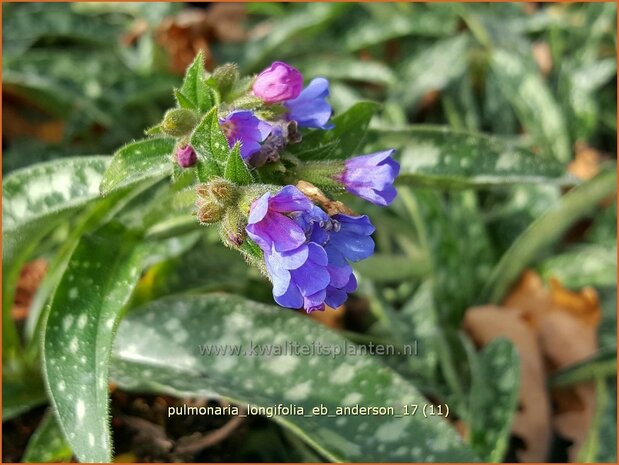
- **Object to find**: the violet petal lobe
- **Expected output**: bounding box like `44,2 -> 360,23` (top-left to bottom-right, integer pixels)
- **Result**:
285,77 -> 333,129
338,149 -> 400,206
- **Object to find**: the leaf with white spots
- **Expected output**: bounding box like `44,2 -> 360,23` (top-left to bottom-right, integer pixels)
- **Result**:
468,339 -> 520,462
538,243 -> 617,289
190,107 -> 230,181
490,48 -> 571,162
2,156 -> 110,359
483,169 -> 617,303
389,34 -> 469,111
368,127 -> 575,189
179,51 -> 218,113
224,142 -> 253,186
111,294 -> 477,462
22,410 -> 73,463
100,137 -> 175,195
42,222 -> 150,462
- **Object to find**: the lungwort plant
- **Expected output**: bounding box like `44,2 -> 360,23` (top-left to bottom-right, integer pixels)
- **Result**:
3,46 -> 616,463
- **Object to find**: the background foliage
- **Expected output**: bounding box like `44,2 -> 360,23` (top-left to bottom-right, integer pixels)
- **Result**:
3,2 -> 617,463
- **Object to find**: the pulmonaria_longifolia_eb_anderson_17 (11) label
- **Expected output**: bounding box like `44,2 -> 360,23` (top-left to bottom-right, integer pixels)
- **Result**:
128,53 -> 400,313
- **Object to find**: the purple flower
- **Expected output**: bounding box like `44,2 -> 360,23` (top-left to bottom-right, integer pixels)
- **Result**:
307,213 -> 375,308
265,243 -> 331,312
336,150 -> 400,206
246,186 -> 330,312
246,185 -> 376,313
292,205 -> 374,309
284,77 -> 333,129
252,61 -> 303,103
220,110 -> 272,160
176,145 -> 197,168
246,185 -> 313,253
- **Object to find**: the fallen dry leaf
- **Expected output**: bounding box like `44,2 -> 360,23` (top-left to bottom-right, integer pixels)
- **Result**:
3,103 -> 65,144
12,259 -> 48,321
532,41 -> 553,76
568,142 -> 602,181
463,270 -> 601,462
308,305 -> 345,329
155,4 -> 247,75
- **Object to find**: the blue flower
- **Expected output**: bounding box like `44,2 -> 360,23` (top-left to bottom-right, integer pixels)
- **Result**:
285,77 -> 333,129
295,206 -> 375,309
336,149 -> 400,206
246,185 -> 312,253
264,243 -> 331,312
245,186 -> 375,313
220,110 -> 272,160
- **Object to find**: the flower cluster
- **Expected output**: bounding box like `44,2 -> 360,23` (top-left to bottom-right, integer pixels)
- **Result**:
215,61 -> 333,168
246,186 -> 374,312
167,58 -> 400,312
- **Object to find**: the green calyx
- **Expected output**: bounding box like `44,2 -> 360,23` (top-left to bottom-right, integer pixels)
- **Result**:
195,178 -> 239,224
293,161 -> 346,193
161,108 -> 198,137
212,63 -> 240,100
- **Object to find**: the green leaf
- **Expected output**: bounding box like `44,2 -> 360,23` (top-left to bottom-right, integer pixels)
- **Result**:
24,188 -> 143,357
345,3 -> 458,51
370,127 -> 574,189
243,3 -> 351,70
561,58 -> 616,141
548,347 -> 617,389
3,156 -> 109,235
3,3 -> 124,55
22,410 -> 73,463
577,378 -> 610,462
490,48 -> 571,162
483,169 -> 617,303
595,379 -> 617,462
224,142 -> 253,185
353,253 -> 431,282
2,367 -> 47,422
190,107 -> 230,181
42,222 -> 150,462
538,244 -> 617,289
468,339 -> 520,462
100,137 -> 174,195
400,189 -> 493,326
111,294 -> 477,462
174,89 -> 197,110
179,51 -> 217,112
389,34 -> 470,111
289,101 -> 380,160
297,58 -> 396,85
399,281 -> 440,383
3,157 -> 110,359
130,242 -> 250,307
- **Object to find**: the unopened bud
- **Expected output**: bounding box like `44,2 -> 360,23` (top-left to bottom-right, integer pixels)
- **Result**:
162,108 -> 197,137
196,178 -> 238,206
231,95 -> 264,111
176,145 -> 197,168
196,200 -> 224,224
212,63 -> 240,97
219,210 -> 247,249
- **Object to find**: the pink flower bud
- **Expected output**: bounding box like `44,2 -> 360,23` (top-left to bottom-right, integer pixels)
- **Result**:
176,145 -> 197,168
252,61 -> 303,103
